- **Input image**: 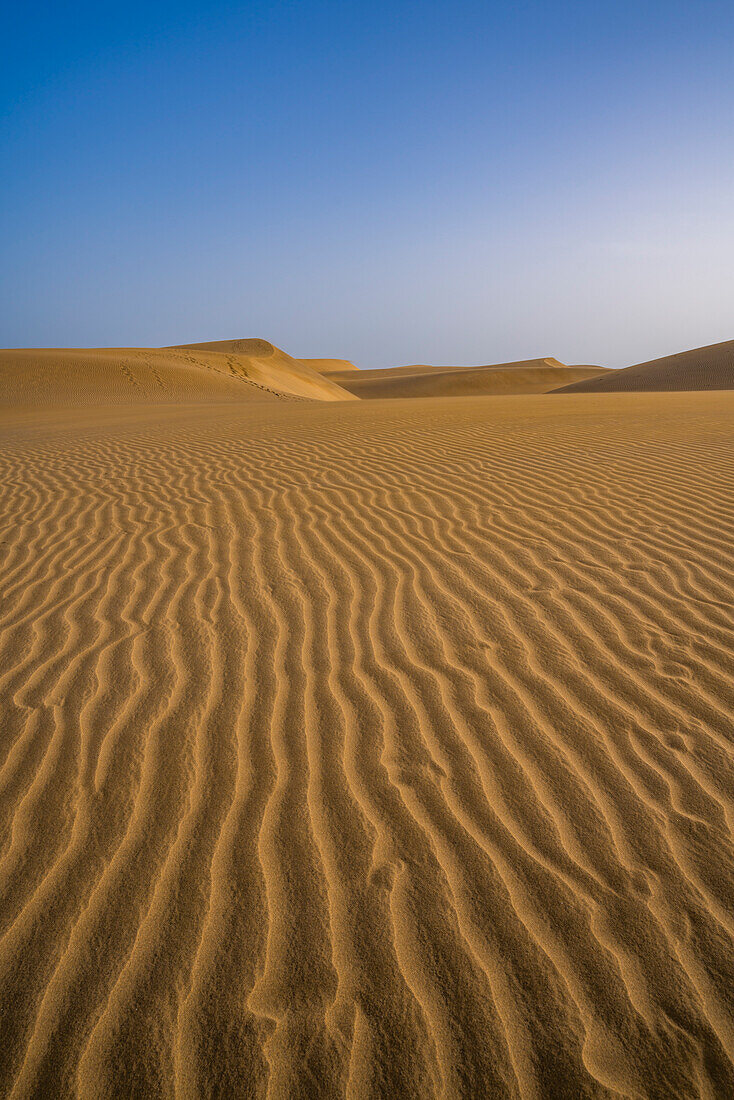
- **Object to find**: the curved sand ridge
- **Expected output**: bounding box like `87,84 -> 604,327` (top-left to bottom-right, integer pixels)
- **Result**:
331,358 -> 609,398
174,342 -> 361,376
555,338 -> 734,393
1,391 -> 734,1096
0,342 -> 356,407
300,358 -> 361,374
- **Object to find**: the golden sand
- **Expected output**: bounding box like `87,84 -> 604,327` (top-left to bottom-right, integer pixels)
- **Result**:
556,338 -> 734,393
331,358 -> 609,399
0,342 -> 356,409
1,348 -> 733,1096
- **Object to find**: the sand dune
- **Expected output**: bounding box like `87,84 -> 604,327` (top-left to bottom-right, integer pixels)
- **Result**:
555,338 -> 734,393
301,358 -> 361,374
170,339 -> 360,393
0,341 -> 356,409
336,356 -> 570,380
331,358 -> 609,399
1,384 -> 733,1097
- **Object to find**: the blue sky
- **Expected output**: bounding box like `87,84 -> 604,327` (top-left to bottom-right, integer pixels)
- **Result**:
2,1 -> 733,367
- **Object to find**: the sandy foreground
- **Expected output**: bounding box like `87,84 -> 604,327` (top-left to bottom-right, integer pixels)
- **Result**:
1,390 -> 734,1098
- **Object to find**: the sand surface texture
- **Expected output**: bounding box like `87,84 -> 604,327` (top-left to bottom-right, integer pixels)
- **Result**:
555,339 -> 734,393
1,383 -> 734,1098
0,342 -> 355,409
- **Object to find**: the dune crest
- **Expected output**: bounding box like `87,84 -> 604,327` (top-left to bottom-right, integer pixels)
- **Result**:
300,358 -> 361,374
331,358 -> 609,399
0,341 -> 357,408
555,337 -> 734,393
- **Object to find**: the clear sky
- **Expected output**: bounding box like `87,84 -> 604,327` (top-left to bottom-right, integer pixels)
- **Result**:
2,1 -> 733,367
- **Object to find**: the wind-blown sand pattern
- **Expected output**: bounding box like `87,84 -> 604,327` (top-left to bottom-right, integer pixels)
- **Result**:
1,388 -> 734,1097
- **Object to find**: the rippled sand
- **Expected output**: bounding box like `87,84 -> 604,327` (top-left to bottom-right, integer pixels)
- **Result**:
1,391 -> 733,1097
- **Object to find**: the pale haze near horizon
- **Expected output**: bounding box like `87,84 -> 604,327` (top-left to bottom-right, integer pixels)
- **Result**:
2,0 -> 733,369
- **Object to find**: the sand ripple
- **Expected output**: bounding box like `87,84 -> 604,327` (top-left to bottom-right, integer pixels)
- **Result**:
0,392 -> 733,1097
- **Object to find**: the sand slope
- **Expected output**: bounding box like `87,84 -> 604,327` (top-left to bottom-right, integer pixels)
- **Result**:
170,339 -> 359,397
332,358 -> 609,398
0,342 -> 356,409
555,338 -> 734,393
339,356 -> 571,380
1,389 -> 733,1096
301,358 -> 361,374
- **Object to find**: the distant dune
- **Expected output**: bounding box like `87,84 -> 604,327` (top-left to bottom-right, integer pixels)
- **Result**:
300,357 -> 361,374
332,358 -> 609,399
346,357 -> 571,379
0,341 -> 357,407
555,338 -> 734,393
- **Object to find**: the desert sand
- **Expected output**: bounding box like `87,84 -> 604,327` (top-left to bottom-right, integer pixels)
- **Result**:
1,342 -> 734,1098
0,341 -> 355,407
301,358 -> 361,374
330,358 -> 609,399
555,338 -> 734,393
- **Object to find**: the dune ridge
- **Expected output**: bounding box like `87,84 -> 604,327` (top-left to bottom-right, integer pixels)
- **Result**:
300,358 -> 361,374
342,356 -> 569,379
331,359 -> 609,399
0,342 -> 357,407
1,389 -> 734,1096
554,338 -> 734,393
